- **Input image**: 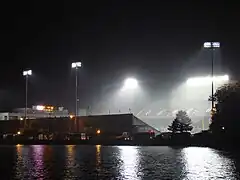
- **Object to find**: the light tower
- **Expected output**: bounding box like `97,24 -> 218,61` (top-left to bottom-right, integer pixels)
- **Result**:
203,42 -> 220,111
71,62 -> 82,131
23,69 -> 32,128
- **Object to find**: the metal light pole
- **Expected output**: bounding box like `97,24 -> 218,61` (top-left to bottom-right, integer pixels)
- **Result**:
211,45 -> 214,110
23,69 -> 32,128
203,42 -> 220,111
71,62 -> 82,132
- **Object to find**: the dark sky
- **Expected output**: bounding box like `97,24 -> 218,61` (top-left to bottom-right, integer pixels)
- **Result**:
1,1 -> 239,111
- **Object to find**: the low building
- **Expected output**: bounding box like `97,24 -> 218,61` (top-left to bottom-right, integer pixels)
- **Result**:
0,114 -> 160,135
78,114 -> 160,135
0,105 -> 69,120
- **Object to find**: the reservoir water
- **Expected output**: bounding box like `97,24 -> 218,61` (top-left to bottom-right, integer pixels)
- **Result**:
0,145 -> 239,179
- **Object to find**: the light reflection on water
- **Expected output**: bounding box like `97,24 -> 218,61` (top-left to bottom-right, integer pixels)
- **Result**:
96,145 -> 101,168
1,145 -> 238,179
182,147 -> 238,180
31,145 -> 45,179
119,146 -> 141,180
65,145 -> 77,178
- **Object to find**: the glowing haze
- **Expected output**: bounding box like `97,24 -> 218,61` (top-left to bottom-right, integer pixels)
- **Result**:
121,78 -> 139,91
186,75 -> 229,86
91,74 -> 229,132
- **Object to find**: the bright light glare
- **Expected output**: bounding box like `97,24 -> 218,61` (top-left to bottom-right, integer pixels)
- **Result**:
203,42 -> 211,48
17,131 -> 21,135
186,75 -> 229,86
212,42 -> 220,48
203,42 -> 220,48
121,78 -> 138,91
36,105 -> 45,111
23,70 -> 32,76
71,62 -> 82,68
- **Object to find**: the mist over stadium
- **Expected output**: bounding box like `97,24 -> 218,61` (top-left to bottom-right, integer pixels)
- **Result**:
0,43 -> 229,134
88,44 -> 229,133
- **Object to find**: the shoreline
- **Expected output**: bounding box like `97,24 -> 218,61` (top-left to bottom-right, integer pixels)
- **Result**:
0,140 -> 220,148
1,141 -> 238,152
1,140 -> 237,152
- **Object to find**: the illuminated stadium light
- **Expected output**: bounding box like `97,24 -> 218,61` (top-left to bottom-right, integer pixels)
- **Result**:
212,42 -> 220,48
186,75 -> 229,86
71,62 -> 82,68
203,42 -> 211,48
203,42 -> 220,48
23,70 -> 32,76
121,78 -> 138,91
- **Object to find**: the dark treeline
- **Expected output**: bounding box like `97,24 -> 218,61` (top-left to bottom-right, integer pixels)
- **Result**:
165,81 -> 240,149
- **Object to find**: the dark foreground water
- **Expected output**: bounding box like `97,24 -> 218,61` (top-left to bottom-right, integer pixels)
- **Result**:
0,145 -> 239,179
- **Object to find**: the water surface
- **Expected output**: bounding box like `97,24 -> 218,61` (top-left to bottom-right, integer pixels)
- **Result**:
0,145 -> 239,179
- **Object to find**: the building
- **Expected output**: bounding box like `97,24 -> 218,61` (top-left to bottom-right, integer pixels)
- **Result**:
78,114 -> 160,135
0,114 -> 160,135
0,105 -> 69,120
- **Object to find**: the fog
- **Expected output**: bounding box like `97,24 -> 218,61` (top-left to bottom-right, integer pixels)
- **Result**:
90,77 -> 226,132
89,48 -> 227,132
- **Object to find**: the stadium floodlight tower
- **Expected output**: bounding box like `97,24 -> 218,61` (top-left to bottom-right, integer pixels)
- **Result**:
23,69 -> 32,127
71,62 -> 82,130
203,42 -> 220,111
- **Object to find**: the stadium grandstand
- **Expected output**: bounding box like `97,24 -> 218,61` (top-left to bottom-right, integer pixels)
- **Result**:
135,107 -> 211,133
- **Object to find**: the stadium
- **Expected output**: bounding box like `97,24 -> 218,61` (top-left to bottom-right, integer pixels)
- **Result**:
92,75 -> 229,133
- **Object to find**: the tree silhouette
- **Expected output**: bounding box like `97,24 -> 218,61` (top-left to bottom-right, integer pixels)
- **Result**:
168,118 -> 181,133
168,110 -> 193,133
210,82 -> 240,138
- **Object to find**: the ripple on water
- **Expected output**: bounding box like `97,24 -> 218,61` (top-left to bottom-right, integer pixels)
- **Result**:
0,145 -> 238,179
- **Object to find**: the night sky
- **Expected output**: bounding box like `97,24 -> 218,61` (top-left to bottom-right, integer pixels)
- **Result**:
1,1 -> 239,111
